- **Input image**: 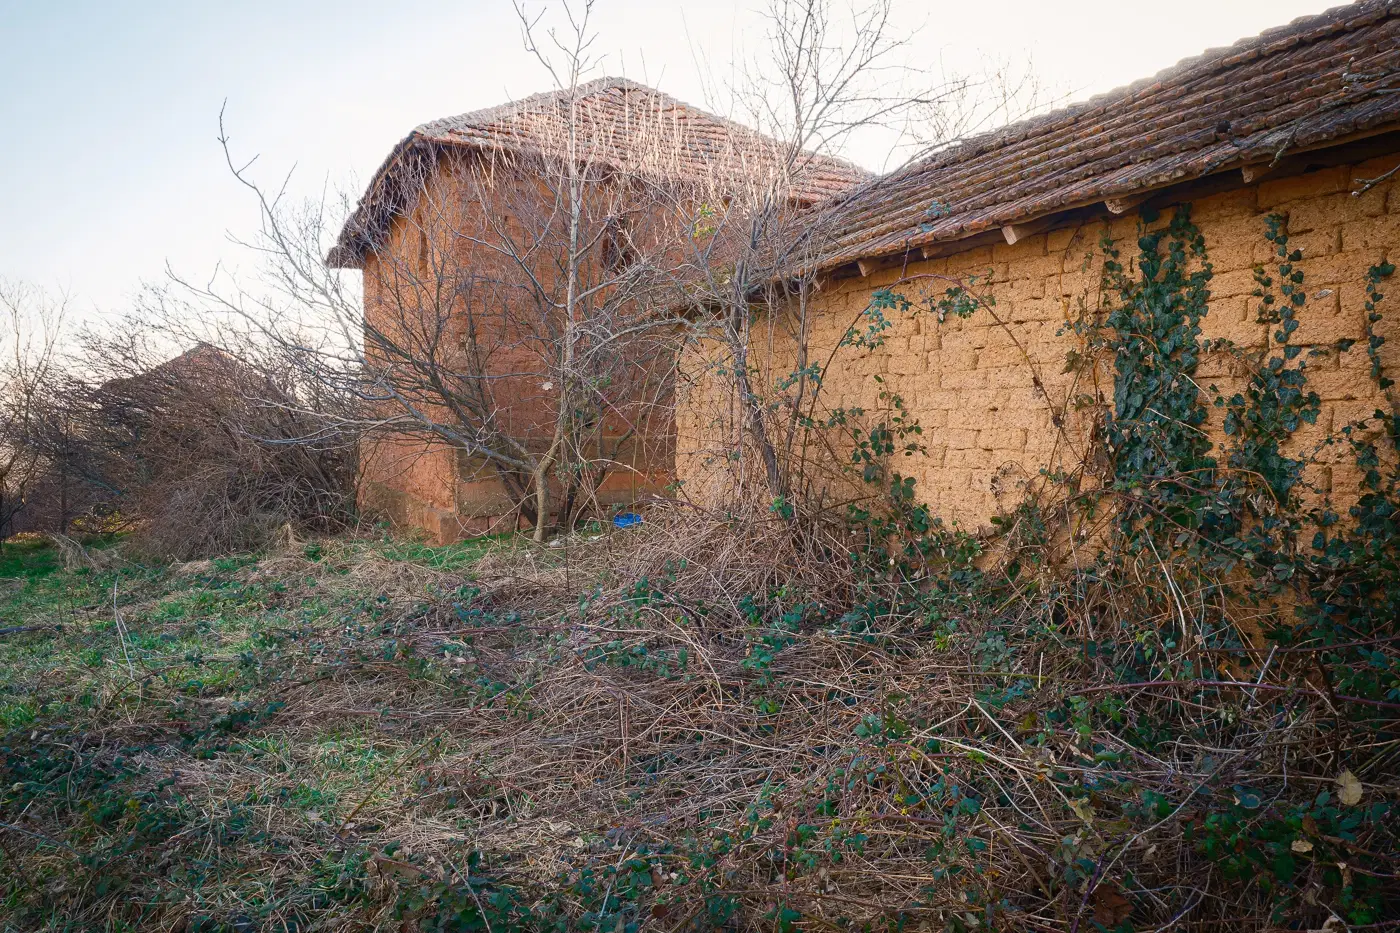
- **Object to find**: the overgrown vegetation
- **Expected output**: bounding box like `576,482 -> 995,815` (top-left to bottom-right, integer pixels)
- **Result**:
14,338 -> 358,560
1,213 -> 1397,931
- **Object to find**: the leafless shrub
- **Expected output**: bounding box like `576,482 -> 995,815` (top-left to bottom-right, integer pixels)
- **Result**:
662,0 -> 1053,513
0,280 -> 65,545
23,330 -> 357,559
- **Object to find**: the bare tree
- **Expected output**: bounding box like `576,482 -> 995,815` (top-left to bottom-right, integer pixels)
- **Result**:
16,325 -> 357,558
172,1 -> 797,544
161,0 -> 1038,542
181,124 -> 681,543
0,280 -> 64,545
659,0 -> 957,504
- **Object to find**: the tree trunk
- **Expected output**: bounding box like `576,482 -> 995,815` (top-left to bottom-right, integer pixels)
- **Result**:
531,463 -> 551,543
726,304 -> 784,501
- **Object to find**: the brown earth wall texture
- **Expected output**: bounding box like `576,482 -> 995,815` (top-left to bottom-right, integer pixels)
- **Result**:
357,172 -> 547,542
357,159 -> 674,543
677,153 -> 1400,529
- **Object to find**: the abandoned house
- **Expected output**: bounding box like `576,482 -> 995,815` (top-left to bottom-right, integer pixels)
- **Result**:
678,0 -> 1400,528
331,77 -> 868,540
339,1 -> 1400,542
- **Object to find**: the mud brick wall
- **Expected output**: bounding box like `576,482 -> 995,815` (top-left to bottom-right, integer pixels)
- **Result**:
357,158 -> 674,543
677,153 -> 1400,528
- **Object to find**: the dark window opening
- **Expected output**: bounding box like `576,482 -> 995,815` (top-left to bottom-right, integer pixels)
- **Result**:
602,215 -> 636,272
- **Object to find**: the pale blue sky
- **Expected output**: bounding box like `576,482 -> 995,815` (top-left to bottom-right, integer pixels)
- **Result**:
1,0 -> 1335,318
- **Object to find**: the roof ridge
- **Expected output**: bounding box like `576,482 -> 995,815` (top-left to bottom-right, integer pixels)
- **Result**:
414,76 -> 871,179
897,0 -> 1399,179
332,77 -> 873,268
414,74 -> 654,136
804,0 -> 1400,272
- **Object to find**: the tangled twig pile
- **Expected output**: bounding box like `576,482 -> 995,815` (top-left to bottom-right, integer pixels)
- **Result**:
346,501 -> 1394,931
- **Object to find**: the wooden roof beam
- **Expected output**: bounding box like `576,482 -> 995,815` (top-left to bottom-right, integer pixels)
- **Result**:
855,253 -> 915,278
1000,216 -> 1055,246
1241,162 -> 1276,184
1105,193 -> 1149,215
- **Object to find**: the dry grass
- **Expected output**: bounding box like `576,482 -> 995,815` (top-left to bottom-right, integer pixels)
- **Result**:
0,514 -> 1394,931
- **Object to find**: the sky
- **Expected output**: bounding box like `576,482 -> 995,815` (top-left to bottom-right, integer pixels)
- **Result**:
0,0 -> 1338,322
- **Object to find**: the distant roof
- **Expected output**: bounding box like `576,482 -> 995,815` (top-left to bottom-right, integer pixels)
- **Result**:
100,343 -> 254,397
330,77 -> 873,268
810,0 -> 1400,273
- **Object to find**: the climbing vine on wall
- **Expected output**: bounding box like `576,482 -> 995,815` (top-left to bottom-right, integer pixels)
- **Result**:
808,203 -> 1400,926
1221,215 -> 1323,531
666,198 -> 1399,930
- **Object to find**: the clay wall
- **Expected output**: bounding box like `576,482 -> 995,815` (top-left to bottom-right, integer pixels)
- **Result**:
677,153 -> 1400,528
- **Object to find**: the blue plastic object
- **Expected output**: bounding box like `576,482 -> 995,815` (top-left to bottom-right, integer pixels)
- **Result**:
612,512 -> 643,528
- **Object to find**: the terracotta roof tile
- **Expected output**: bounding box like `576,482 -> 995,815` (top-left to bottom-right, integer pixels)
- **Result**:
808,0 -> 1400,272
331,77 -> 871,268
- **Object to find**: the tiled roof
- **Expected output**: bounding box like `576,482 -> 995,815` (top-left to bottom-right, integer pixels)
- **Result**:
809,0 -> 1400,273
330,77 -> 872,268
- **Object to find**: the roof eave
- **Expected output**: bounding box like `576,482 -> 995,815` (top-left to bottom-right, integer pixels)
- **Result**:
822,122 -> 1400,279
326,133 -> 431,270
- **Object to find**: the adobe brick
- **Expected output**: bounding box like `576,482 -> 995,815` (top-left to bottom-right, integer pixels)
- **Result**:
912,255 -> 949,276
1303,368 -> 1375,401
963,325 -> 994,350
1001,277 -> 1047,303
991,387 -> 1033,409
1332,399 -> 1390,429
1207,316 -> 1269,349
1055,268 -> 1098,301
976,344 -> 1025,371
942,428 -> 980,450
986,365 -> 1037,389
903,371 -> 940,397
1291,307 -> 1364,348
1191,184 -> 1259,220
882,336 -> 911,357
948,404 -> 991,430
1207,236 -> 1271,274
946,445 -> 989,468
1210,267 -> 1261,298
979,427 -> 1028,451
1340,213 -> 1400,252
993,235 -> 1049,263
1286,191 -> 1381,235
939,347 -> 979,371
1257,166 -> 1350,208
920,389 -> 962,411
1196,352 -> 1252,379
941,368 -> 989,390
1046,225 -> 1087,253
1307,287 -> 1343,316
1020,252 -> 1068,278
950,246 -> 995,270
1290,227 -> 1344,260
986,262 -> 1014,284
